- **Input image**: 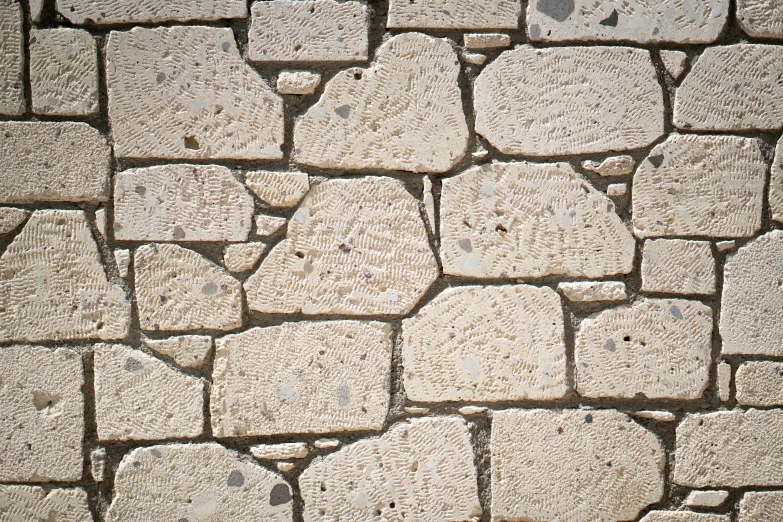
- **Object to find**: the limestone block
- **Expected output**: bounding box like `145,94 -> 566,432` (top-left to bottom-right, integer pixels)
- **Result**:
582,155 -> 635,176
245,171 -> 310,208
462,52 -> 486,65
0,207 -> 28,234
491,408 -> 664,522
770,136 -> 783,224
717,362 -> 731,402
633,135 -> 765,238
211,321 -> 392,437
464,33 -> 511,49
277,462 -> 295,473
684,490 -> 729,508
661,50 -> 688,79
0,486 -> 92,521
114,165 -> 254,242
250,443 -> 309,460
440,162 -> 635,278
299,416 -> 481,521
277,71 -> 322,95
107,443 -> 293,522
107,26 -> 284,160
459,406 -> 487,415
294,33 -> 468,173
402,285 -> 567,402
245,177 -> 438,315
134,243 -> 242,332
0,122 -> 110,204
223,243 -> 267,273
114,249 -> 130,278
632,410 -> 676,422
30,28 -> 98,116
606,183 -> 627,197
716,240 -> 736,252
736,362 -> 783,406
739,491 -> 783,521
737,0 -> 783,38
0,210 -> 130,342
143,335 -> 212,369
248,1 -> 368,62
641,513 -> 729,522
255,215 -> 288,237
387,0 -> 520,28
674,44 -> 783,131
314,439 -> 340,449
0,0 -> 23,115
558,281 -> 628,302
0,345 -> 84,482
642,239 -> 716,295
475,46 -> 663,156
90,447 -> 106,482
56,0 -> 246,24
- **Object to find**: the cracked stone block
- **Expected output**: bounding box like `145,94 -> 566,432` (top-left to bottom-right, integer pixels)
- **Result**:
223,243 -> 267,273
737,0 -> 783,38
641,239 -> 716,295
387,0 -> 520,28
0,122 -> 110,204
740,491 -> 783,521
582,155 -> 635,177
0,210 -> 130,342
440,162 -> 635,278
402,285 -> 567,402
0,0 -> 23,116
464,33 -> 511,49
491,408 -> 664,522
250,443 -> 308,460
661,50 -> 688,79
300,416 -> 481,521
0,486 -> 92,521
0,345 -> 84,482
107,443 -> 293,522
245,171 -> 310,208
107,26 -> 284,160
736,361 -> 783,407
277,71 -> 322,95
576,299 -> 712,399
684,490 -> 729,508
770,136 -> 783,224
114,165 -> 254,242
90,447 -> 106,482
674,44 -> 783,131
56,0 -> 246,24
0,207 -> 28,234
134,243 -> 243,332
294,33 -> 468,173
143,335 -> 212,369
255,214 -> 288,237
114,249 -> 130,278
475,46 -> 663,156
717,362 -> 731,402
30,28 -> 98,116
248,0 -> 368,62
211,321 -> 392,437
558,281 -> 627,302
633,135 -> 765,238
245,177 -> 438,315
641,513 -> 729,522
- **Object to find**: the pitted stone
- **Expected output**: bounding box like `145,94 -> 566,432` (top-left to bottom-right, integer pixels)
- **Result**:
770,136 -> 783,224
143,335 -> 212,369
737,0 -> 783,38
0,486 -> 92,521
0,0 -> 23,116
90,448 -> 106,482
387,0 -> 520,28
736,361 -> 783,406
582,155 -> 636,177
56,0 -> 246,24
223,243 -> 267,273
558,281 -> 628,302
245,171 -> 309,208
0,207 -> 28,234
641,239 -> 716,295
641,513 -> 729,522
661,50 -> 688,79
739,491 -> 783,521
277,71 -> 322,95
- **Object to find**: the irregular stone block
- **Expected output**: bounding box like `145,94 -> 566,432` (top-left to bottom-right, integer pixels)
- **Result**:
314,439 -> 340,450
107,443 -> 293,522
684,490 -> 729,508
633,135 -> 765,238
582,155 -> 635,176
402,285 -> 567,402
717,361 -> 732,402
277,71 -> 322,95
245,171 -> 309,208
0,0 -> 23,115
245,177 -> 437,315
771,136 -> 783,224
462,52 -> 486,65
0,207 -> 28,234
737,0 -> 783,38
740,491 -> 783,521
557,281 -> 627,302
29,0 -> 42,20
606,183 -> 627,197
464,33 -> 511,48
475,46 -> 663,156
94,207 -> 107,239
642,239 -> 716,295
440,162 -> 634,278
423,176 -> 436,233
300,416 -> 481,521
223,243 -> 267,273
134,243 -> 242,332
736,361 -> 783,406
641,513 -> 729,522
250,443 -> 308,460
114,165 -> 254,242
0,345 -> 84,482
716,240 -> 736,252
387,0 -> 520,28
114,249 -> 130,278
661,50 -> 688,79
294,33 -> 468,173
491,408 -> 664,522
56,0 -> 246,24
255,214 -> 287,237
143,335 -> 212,369
211,321 -> 392,437
107,26 -> 283,160
0,486 -> 92,521
90,447 -> 106,482
277,462 -> 295,473
632,410 -> 676,422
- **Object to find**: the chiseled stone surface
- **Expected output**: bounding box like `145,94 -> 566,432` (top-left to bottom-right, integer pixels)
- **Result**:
641,239 -> 716,295
737,0 -> 783,38
440,162 -> 635,278
250,443 -> 308,460
0,207 -> 28,234
300,416 -> 481,522
684,490 -> 730,508
770,135 -> 783,224
491,408 -> 664,522
0,486 -> 92,522
277,71 -> 322,95
661,50 -> 688,79
739,491 -> 783,521
0,0 -> 23,116
143,335 -> 212,369
56,0 -> 246,24
558,281 -> 627,302
387,0 -> 519,28
582,155 -> 636,177
641,513 -> 729,522
245,171 -> 309,208
223,243 -> 267,273
736,361 -> 783,406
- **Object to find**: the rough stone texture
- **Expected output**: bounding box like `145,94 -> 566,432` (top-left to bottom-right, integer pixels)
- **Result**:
632,135 -> 766,238
491,408 -> 664,522
143,335 -> 212,369
582,155 -> 636,177
90,447 -> 106,482
684,490 -> 730,508
674,44 -> 783,131
641,239 -> 716,295
464,33 -> 511,49
250,443 -> 308,460
0,345 -> 84,482
106,443 -> 293,522
56,0 -> 246,25
277,71 -> 322,95
245,177 -> 438,315
245,171 -> 310,208
387,0 -> 520,29
114,249 -> 130,278
661,50 -> 688,79
475,46 -> 663,156
294,33 -> 468,173
402,285 -> 567,402
717,362 -> 731,402
0,207 -> 28,234
107,26 -> 284,160
299,416 -> 481,521
736,361 -> 783,406
0,486 -> 92,522
94,207 -> 107,239
737,0 -> 783,38
641,513 -> 729,522
739,491 -> 783,521
211,321 -> 392,437
223,243 -> 267,273
606,183 -> 628,198
255,214 -> 288,237
440,162 -> 635,278
557,281 -> 628,302
771,136 -> 783,224
134,243 -> 242,332
114,165 -> 254,242
0,0 -> 23,116
314,439 -> 340,450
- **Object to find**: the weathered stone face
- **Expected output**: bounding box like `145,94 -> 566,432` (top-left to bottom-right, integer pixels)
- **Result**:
770,136 -> 783,224
558,281 -> 627,302
737,0 -> 783,38
641,513 -> 729,522
0,485 -> 92,521
143,335 -> 212,369
0,207 -> 28,234
641,239 -> 716,295
0,0 -> 23,116
387,0 -> 520,28
244,171 -> 309,208
739,491 -> 783,521
736,361 -> 783,406
56,0 -> 247,24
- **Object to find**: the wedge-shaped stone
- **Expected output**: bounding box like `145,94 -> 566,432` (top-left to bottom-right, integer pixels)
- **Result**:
223,243 -> 267,273
211,321 -> 392,437
300,416 -> 481,521
134,243 -> 242,332
674,44 -> 783,131
558,281 -> 627,302
107,26 -> 283,160
29,0 -> 42,20
0,486 -> 92,521
661,50 -> 688,80
0,210 -> 129,342
475,46 -> 663,156
633,135 -> 765,238
740,491 -> 783,521
0,346 -> 84,482
114,165 -> 254,242
107,443 -> 292,522
0,0 -> 23,116
771,136 -> 783,224
402,285 -> 567,402
440,162 -> 634,278
57,0 -> 246,24
114,249 -> 130,278
737,0 -> 783,38
576,299 -> 712,399
641,513 -> 728,522
582,155 -> 635,177
642,239 -> 716,295
492,408 -> 664,522
736,361 -> 783,406
387,0 -> 520,28
245,177 -> 438,315
0,207 -> 27,234
143,335 -> 212,369
294,33 -> 468,173
245,171 -> 309,208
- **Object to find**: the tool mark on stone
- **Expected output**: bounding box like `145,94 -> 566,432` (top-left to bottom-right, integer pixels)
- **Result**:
536,0 -> 575,22
600,9 -> 618,27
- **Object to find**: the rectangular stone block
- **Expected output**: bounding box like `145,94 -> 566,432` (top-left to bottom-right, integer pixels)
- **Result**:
736,361 -> 783,406
642,239 -> 716,295
0,0 -> 24,115
388,0 -> 520,28
56,0 -> 246,24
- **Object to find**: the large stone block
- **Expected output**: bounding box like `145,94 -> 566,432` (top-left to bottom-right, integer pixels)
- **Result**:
387,0 -> 520,28
56,0 -> 246,24
0,0 -> 23,115
0,486 -> 92,521
737,0 -> 783,38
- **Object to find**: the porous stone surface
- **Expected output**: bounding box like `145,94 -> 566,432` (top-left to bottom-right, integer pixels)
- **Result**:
245,171 -> 310,208
737,0 -> 783,38
736,361 -> 783,406
254,214 -> 288,237
0,207 -> 28,234
739,491 -> 783,521
558,281 -> 628,302
387,0 -> 520,29
143,335 -> 212,369
0,485 -> 92,521
277,71 -> 322,95
661,50 -> 688,79
717,362 -> 732,402
491,408 -> 664,522
56,0 -> 246,25
0,0 -> 23,116
464,33 -> 511,49
582,155 -> 636,177
641,513 -> 729,522
684,490 -> 730,508
223,243 -> 267,273
114,249 -> 130,278
770,136 -> 783,224
250,443 -> 308,460
641,239 -> 716,295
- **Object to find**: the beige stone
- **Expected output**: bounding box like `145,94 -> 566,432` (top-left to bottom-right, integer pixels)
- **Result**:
717,362 -> 731,402
245,177 -> 437,315
387,0 -> 520,28
0,207 -> 28,234
114,249 -> 130,278
661,50 -> 688,79
143,335 -> 212,369
684,490 -> 729,508
300,416 -> 481,521
440,162 -> 635,278
633,135 -> 765,238
716,240 -> 736,252
558,281 -> 628,302
402,285 -> 567,402
245,171 -> 309,208
642,239 -> 716,295
255,214 -> 288,237
582,155 -> 636,176
0,0 -> 23,115
632,410 -> 676,422
464,33 -> 511,49
57,0 -> 246,24
461,52 -> 486,65
107,26 -> 283,159
94,207 -> 107,239
737,0 -> 783,38
277,71 -> 322,95
29,0 -> 42,20
294,33 -> 468,173
314,439 -> 340,450
211,321 -> 392,437
250,443 -> 309,460
607,183 -> 627,198
491,408 -> 664,521
404,406 -> 430,415
641,513 -> 729,522
771,136 -> 783,223
736,361 -> 783,406
90,447 -> 106,482
459,405 -> 487,415
107,443 -> 293,522
0,345 -> 84,482
739,491 -> 783,521
277,462 -> 295,473
223,243 -> 267,273
423,176 -> 436,233
0,486 -> 92,522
